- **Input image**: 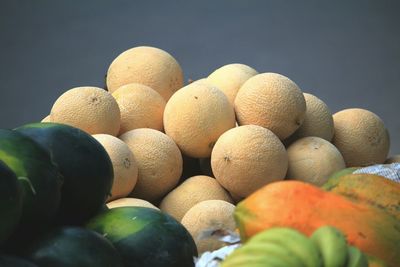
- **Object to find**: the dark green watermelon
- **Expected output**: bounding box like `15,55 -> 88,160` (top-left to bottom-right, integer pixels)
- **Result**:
15,122 -> 114,225
0,160 -> 22,244
0,254 -> 38,267
86,206 -> 197,267
0,129 -> 62,231
24,226 -> 123,267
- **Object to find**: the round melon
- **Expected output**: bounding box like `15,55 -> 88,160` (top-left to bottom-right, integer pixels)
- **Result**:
15,122 -> 113,225
286,136 -> 346,186
106,197 -> 159,210
106,46 -> 184,100
0,160 -> 22,244
0,129 -> 62,230
159,175 -> 233,221
234,73 -> 306,140
163,81 -> 236,158
181,200 -> 236,254
332,108 -> 390,167
86,206 -> 197,267
24,227 -> 123,267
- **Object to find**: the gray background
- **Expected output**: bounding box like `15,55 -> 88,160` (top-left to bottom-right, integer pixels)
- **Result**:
1,0 -> 399,155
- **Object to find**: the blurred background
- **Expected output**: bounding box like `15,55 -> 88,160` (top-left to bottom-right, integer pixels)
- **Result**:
1,0 -> 399,154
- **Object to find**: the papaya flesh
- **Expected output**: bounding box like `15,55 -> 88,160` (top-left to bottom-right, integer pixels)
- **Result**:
235,180 -> 400,267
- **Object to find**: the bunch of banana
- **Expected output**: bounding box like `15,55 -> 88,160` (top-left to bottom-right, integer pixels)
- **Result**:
220,226 -> 378,267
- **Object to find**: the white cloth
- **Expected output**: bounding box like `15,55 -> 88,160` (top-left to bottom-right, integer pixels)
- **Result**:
353,163 -> 400,183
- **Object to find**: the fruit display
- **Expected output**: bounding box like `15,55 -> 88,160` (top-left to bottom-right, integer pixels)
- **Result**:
15,122 -> 114,225
92,134 -> 138,202
221,226 -> 380,267
0,129 -> 63,248
106,197 -> 160,210
24,227 -> 123,267
286,136 -> 346,185
234,180 -> 400,266
0,44 -> 398,266
323,173 -> 400,220
332,108 -> 390,167
159,175 -> 233,221
86,206 -> 197,267
181,199 -> 236,254
0,161 -> 22,245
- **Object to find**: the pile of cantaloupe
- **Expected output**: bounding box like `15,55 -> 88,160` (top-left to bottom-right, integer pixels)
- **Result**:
43,45 -> 395,256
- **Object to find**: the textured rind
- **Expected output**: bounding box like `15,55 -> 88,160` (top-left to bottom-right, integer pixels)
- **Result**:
289,93 -> 334,142
211,125 -> 288,197
50,86 -> 121,136
207,63 -> 258,106
120,128 -> 183,203
93,134 -> 138,201
106,46 -> 184,100
112,83 -> 166,134
159,175 -> 233,221
181,200 -> 236,254
286,136 -> 346,185
234,73 -> 306,140
332,108 -> 390,167
163,82 -> 235,158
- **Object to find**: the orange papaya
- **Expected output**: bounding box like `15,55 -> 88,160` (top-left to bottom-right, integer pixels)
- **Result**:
322,173 -> 400,221
235,180 -> 400,267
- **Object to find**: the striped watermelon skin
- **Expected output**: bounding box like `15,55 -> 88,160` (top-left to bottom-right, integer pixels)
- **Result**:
86,206 -> 197,267
0,160 -> 22,245
0,129 -> 62,231
24,227 -> 123,267
15,122 -> 113,225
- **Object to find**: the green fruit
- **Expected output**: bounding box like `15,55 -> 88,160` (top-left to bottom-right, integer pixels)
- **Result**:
221,242 -> 305,267
0,129 -> 62,230
322,167 -> 359,190
0,160 -> 22,244
86,206 -> 197,267
24,226 -> 123,267
249,227 -> 322,267
15,122 -> 113,225
222,251 -> 289,267
311,226 -> 348,267
346,246 -> 368,267
366,254 -> 388,267
0,254 -> 38,267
